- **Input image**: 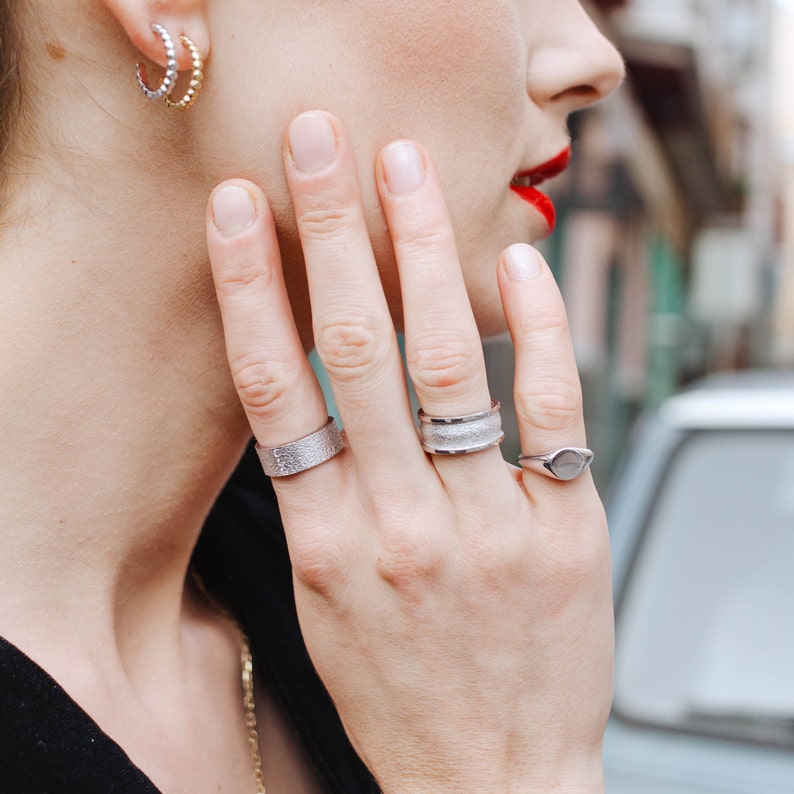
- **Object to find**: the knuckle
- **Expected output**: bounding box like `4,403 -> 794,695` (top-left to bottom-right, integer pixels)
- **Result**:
408,337 -> 478,392
467,542 -> 522,591
288,484 -> 359,595
315,315 -> 388,380
214,270 -> 275,302
213,246 -> 276,298
393,222 -> 455,259
297,201 -> 360,243
517,304 -> 570,343
459,506 -> 528,586
218,267 -> 273,296
291,534 -> 347,594
375,528 -> 444,591
472,534 -> 524,580
517,380 -> 582,433
229,355 -> 299,415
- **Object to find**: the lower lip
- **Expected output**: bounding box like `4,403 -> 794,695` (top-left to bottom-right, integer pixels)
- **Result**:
510,185 -> 557,233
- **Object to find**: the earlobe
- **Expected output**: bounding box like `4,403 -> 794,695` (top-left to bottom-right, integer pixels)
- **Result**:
100,0 -> 210,70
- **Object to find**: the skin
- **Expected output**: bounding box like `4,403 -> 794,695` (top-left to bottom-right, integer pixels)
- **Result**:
0,0 -> 624,791
196,0 -> 623,337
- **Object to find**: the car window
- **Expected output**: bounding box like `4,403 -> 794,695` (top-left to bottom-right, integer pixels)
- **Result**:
614,430 -> 794,747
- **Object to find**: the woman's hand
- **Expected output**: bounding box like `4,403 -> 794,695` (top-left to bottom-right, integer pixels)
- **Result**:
206,111 -> 613,794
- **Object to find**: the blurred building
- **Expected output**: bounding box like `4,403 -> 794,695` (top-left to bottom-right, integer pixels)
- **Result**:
772,0 -> 794,364
506,0 -> 785,484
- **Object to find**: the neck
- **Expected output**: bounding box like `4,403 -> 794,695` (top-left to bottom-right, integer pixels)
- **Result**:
0,162 -> 251,663
0,0 -> 315,674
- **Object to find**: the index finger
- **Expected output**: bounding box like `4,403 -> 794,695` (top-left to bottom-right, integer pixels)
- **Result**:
206,180 -> 331,457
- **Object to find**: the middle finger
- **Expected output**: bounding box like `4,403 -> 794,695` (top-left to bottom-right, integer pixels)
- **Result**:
284,112 -> 424,476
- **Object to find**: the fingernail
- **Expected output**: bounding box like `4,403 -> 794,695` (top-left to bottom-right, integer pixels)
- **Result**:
212,185 -> 256,238
288,113 -> 338,174
381,141 -> 426,195
504,244 -> 542,280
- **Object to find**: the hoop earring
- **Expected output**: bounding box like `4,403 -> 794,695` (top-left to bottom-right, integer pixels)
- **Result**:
164,35 -> 203,111
135,23 -> 204,111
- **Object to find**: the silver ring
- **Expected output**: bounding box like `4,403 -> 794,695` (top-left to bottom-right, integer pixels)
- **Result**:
418,399 -> 504,455
255,417 -> 344,477
518,447 -> 594,481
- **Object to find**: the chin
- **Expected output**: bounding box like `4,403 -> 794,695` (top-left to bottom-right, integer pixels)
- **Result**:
476,311 -> 509,340
470,287 -> 509,339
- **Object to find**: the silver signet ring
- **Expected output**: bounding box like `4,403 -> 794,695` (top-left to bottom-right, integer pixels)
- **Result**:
518,447 -> 594,481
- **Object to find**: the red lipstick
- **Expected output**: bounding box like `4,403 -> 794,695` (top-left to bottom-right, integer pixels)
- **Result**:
510,146 -> 571,233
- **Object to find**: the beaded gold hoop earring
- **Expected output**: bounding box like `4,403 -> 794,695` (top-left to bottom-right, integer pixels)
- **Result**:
135,23 -> 204,111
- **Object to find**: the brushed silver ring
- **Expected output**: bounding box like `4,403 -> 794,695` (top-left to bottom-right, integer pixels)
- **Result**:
418,399 -> 504,455
255,417 -> 343,477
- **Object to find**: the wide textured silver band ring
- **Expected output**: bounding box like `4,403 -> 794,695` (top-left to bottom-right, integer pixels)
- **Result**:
418,399 -> 504,455
255,417 -> 344,477
518,447 -> 594,481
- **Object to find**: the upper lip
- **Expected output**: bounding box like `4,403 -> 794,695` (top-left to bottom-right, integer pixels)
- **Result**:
511,146 -> 571,188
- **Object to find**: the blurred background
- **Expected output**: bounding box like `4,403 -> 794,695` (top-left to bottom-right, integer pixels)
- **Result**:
489,0 -> 794,487
501,3 -> 794,790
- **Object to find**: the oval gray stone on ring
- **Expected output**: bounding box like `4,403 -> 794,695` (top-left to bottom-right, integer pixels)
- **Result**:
518,447 -> 594,481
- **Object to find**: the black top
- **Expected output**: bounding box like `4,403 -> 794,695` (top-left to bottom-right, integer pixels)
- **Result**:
0,441 -> 378,793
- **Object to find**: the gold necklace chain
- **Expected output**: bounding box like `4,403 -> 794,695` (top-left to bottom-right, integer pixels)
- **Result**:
240,633 -> 266,794
190,570 -> 265,793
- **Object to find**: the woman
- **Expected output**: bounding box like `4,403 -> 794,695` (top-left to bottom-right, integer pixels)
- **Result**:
0,0 -> 624,791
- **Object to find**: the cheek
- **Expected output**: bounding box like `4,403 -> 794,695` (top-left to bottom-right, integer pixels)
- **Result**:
199,2 -> 527,332
346,2 -> 529,325
354,2 -> 526,139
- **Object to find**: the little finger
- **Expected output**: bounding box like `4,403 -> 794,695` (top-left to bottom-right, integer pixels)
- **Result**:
497,244 -> 590,489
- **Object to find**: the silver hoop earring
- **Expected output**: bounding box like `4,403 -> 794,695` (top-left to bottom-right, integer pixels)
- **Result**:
136,24 -> 178,100
136,24 -> 204,110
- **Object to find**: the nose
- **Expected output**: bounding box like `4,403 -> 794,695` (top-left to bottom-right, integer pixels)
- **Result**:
524,2 -> 625,114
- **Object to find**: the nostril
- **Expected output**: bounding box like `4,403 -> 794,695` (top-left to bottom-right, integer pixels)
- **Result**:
550,85 -> 599,103
528,38 -> 625,112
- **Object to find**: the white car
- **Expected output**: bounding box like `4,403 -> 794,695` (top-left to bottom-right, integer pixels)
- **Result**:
604,372 -> 794,793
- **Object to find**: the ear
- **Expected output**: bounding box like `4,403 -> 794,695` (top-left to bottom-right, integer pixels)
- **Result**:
100,0 -> 210,70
